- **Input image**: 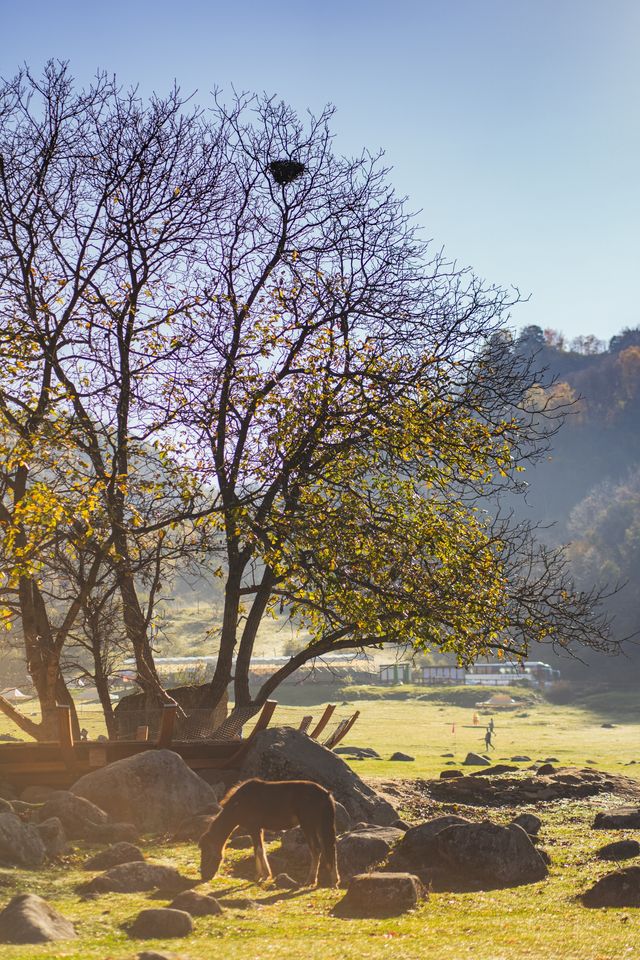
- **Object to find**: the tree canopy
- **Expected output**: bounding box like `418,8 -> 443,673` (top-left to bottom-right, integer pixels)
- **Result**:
0,63 -> 617,737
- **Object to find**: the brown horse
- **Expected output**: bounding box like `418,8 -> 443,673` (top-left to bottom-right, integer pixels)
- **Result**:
198,778 -> 339,887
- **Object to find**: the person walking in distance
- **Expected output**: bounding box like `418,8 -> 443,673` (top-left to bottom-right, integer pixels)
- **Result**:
484,726 -> 495,751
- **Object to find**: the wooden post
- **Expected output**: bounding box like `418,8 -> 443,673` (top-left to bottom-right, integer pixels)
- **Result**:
56,704 -> 74,750
157,705 -> 177,749
309,703 -> 336,740
135,725 -> 149,742
56,704 -> 76,772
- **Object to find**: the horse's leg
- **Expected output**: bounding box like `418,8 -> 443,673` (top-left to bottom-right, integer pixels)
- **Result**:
251,829 -> 271,882
299,821 -> 322,886
318,801 -> 340,888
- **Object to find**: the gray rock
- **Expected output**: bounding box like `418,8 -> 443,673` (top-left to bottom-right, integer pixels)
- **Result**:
435,821 -> 548,888
511,756 -> 531,762
137,953 -> 184,960
582,865 -> 640,907
239,727 -> 398,825
218,897 -> 259,910
0,893 -> 75,943
471,764 -> 519,776
36,817 -> 67,858
440,770 -> 463,779
511,814 -> 542,837
536,763 -> 557,776
389,752 -> 414,762
593,807 -> 640,830
80,861 -> 189,894
597,840 -> 640,861
0,813 -> 46,867
463,753 -> 491,766
83,842 -> 145,871
334,746 -> 381,759
169,889 -> 223,915
129,908 -> 193,939
337,826 -> 405,882
276,824 -> 402,884
390,816 -> 471,871
137,953 -> 185,960
334,872 -> 424,917
72,749 -> 218,832
37,791 -> 109,839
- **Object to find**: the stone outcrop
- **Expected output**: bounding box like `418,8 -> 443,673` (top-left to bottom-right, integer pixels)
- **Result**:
71,749 -> 218,832
239,727 -> 398,825
83,842 -> 145,871
36,791 -> 108,839
80,861 -> 190,895
390,818 -> 548,890
129,907 -> 193,939
0,894 -> 76,943
0,813 -> 46,868
582,865 -> 640,907
593,806 -> 640,829
333,872 -> 424,917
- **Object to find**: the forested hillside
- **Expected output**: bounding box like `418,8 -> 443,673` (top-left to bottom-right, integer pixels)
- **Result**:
512,325 -> 640,682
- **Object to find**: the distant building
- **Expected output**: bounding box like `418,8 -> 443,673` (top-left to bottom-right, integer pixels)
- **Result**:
379,663 -> 412,684
419,664 -> 466,685
419,660 -> 559,688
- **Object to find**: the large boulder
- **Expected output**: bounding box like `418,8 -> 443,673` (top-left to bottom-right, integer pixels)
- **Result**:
79,861 -> 190,895
582,866 -> 640,907
463,753 -> 491,766
83,842 -> 145,871
36,818 -> 67,859
0,813 -> 46,868
273,823 -> 403,884
389,816 -> 471,872
593,807 -> 640,830
434,821 -> 548,889
71,749 -> 218,832
333,872 -> 424,918
511,813 -> 542,837
0,894 -> 76,943
239,727 -> 398,825
597,840 -> 640,862
36,791 -> 108,839
337,826 -> 405,882
128,908 -> 193,939
169,890 -> 223,916
391,818 -> 547,889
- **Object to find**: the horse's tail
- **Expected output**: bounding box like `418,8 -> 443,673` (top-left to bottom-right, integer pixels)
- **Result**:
319,793 -> 339,887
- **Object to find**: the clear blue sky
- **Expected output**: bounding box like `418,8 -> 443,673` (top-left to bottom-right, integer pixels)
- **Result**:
2,0 -> 639,344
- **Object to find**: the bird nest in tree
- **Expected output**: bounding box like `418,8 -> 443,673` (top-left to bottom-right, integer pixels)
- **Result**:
268,159 -> 305,184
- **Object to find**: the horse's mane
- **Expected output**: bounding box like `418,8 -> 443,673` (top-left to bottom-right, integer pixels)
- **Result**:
219,778 -> 259,807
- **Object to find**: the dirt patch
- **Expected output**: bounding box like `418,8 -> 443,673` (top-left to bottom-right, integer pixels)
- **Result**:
367,768 -> 640,816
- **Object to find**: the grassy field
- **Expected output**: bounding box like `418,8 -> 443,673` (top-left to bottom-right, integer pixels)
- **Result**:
29,685 -> 638,781
0,691 -> 639,959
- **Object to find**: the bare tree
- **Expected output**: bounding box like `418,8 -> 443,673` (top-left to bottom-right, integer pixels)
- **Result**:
167,95 -> 617,725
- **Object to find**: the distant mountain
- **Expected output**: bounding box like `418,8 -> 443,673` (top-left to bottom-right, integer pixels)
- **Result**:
511,325 -> 640,683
